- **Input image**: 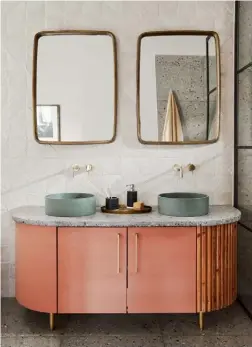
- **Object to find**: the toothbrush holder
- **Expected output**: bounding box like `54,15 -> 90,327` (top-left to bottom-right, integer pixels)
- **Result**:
105,197 -> 119,210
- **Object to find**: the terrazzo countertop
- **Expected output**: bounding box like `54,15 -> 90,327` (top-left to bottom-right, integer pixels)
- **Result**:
11,205 -> 241,227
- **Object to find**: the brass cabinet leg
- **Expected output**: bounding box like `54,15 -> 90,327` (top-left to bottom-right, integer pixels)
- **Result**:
199,311 -> 204,331
49,313 -> 54,331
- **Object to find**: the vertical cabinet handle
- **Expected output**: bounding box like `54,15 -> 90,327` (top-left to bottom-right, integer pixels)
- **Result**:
135,233 -> 138,273
117,233 -> 120,274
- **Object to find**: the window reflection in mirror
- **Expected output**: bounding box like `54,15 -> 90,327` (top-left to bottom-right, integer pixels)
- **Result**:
33,31 -> 117,144
137,32 -> 220,144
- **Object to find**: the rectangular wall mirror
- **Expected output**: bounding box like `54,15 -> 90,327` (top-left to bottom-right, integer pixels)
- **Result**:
33,30 -> 117,144
137,31 -> 220,145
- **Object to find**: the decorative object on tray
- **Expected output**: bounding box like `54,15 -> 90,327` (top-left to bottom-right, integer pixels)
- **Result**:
133,201 -> 145,210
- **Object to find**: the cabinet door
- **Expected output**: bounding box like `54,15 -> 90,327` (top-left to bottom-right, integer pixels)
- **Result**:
127,227 -> 196,313
16,224 -> 57,313
58,227 -> 127,313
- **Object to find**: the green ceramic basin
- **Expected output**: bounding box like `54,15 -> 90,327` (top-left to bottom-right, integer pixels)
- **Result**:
45,193 -> 96,217
158,192 -> 209,217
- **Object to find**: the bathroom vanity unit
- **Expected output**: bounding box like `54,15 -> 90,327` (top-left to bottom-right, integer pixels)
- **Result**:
12,206 -> 241,331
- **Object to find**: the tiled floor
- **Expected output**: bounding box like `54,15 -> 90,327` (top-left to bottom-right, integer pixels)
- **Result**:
1,299 -> 252,346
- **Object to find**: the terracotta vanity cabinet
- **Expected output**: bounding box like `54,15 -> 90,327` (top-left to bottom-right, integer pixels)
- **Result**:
14,214 -> 239,330
58,227 -> 127,313
127,227 -> 197,313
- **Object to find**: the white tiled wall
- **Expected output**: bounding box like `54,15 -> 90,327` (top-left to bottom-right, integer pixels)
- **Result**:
1,1 -> 234,297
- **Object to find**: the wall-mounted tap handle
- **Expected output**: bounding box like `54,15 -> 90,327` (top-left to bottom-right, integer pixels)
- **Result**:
86,164 -> 93,172
187,163 -> 196,172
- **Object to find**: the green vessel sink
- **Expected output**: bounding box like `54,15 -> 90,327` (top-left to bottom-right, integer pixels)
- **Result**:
158,192 -> 209,217
45,193 -> 96,217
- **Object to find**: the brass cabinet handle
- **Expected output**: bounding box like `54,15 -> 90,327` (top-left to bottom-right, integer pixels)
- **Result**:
117,233 -> 120,273
135,233 -> 138,273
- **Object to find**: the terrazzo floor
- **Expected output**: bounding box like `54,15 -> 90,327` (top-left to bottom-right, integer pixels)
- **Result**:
1,298 -> 252,347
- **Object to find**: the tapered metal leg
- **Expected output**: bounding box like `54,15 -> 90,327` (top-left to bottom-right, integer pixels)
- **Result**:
199,311 -> 204,330
49,313 -> 54,331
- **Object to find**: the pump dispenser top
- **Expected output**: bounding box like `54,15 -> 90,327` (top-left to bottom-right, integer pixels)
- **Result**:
127,184 -> 135,191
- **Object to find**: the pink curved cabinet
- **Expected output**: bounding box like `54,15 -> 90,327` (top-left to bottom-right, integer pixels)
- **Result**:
15,224 -> 57,313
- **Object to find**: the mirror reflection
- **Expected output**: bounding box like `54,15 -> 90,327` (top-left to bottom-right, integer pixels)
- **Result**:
138,32 -> 220,144
34,31 -> 117,144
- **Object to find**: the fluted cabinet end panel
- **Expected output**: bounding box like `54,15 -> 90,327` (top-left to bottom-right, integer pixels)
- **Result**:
197,223 -> 237,312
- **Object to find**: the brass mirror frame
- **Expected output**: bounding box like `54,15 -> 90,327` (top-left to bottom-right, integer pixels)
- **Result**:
136,30 -> 221,145
33,30 -> 117,145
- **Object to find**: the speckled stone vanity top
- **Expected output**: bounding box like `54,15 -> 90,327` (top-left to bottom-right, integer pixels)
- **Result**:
11,205 -> 241,227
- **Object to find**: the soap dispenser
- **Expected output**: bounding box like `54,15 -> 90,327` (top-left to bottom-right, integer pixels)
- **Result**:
126,184 -> 137,208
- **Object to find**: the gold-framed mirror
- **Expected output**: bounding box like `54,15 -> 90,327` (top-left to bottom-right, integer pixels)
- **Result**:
33,30 -> 117,145
137,31 -> 221,145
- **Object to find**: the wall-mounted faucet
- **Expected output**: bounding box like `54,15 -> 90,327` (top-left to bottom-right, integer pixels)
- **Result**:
72,164 -> 93,177
173,164 -> 183,178
173,163 -> 196,178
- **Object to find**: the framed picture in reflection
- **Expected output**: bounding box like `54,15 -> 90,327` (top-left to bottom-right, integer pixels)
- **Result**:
36,105 -> 61,142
